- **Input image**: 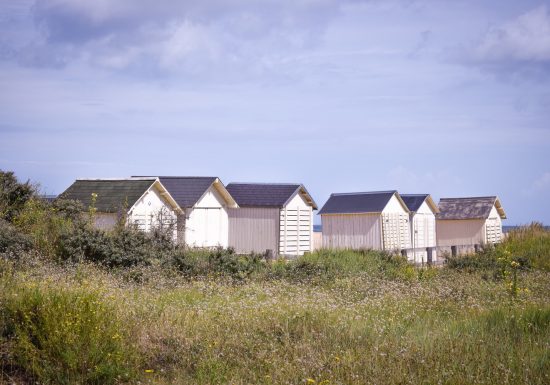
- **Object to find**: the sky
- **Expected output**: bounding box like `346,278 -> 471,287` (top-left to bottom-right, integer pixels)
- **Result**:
1,0 -> 549,225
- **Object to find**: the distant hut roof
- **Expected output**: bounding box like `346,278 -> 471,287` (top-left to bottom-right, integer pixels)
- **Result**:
318,190 -> 408,215
401,194 -> 439,214
132,176 -> 237,208
437,196 -> 506,220
226,183 -> 317,209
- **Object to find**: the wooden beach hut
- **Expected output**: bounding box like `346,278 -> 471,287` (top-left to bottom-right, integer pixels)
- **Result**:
319,191 -> 411,252
401,194 -> 439,264
436,196 -> 506,255
137,177 -> 239,248
59,178 -> 183,240
226,183 -> 317,256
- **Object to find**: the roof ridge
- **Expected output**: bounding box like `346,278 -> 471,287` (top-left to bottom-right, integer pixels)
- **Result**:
228,182 -> 301,186
133,176 -> 217,179
440,196 -> 496,200
331,190 -> 396,196
76,178 -> 156,181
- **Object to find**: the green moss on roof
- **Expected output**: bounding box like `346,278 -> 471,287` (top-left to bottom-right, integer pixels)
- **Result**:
58,179 -> 155,213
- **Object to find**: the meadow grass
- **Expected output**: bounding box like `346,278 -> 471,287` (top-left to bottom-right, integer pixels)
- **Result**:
1,255 -> 549,385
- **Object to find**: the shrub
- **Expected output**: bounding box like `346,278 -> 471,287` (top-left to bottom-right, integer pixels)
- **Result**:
0,219 -> 32,256
57,225 -> 155,267
170,247 -> 267,279
0,170 -> 35,222
14,198 -> 74,258
0,280 -> 136,384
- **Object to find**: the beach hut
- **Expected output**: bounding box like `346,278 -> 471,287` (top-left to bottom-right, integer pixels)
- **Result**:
319,191 -> 411,252
58,178 -> 183,240
137,177 -> 239,248
225,183 -> 318,256
401,194 -> 439,264
436,196 -> 506,255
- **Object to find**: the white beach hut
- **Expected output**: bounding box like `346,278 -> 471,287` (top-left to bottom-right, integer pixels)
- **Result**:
59,178 -> 182,240
401,194 -> 439,264
319,191 -> 411,252
226,183 -> 318,256
436,196 -> 506,255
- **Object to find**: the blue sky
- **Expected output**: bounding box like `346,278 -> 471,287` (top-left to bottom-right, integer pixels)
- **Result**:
1,0 -> 549,224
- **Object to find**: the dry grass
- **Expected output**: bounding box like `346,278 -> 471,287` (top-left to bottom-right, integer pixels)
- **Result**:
1,256 -> 549,385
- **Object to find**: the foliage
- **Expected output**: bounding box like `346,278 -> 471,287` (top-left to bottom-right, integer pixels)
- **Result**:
504,222 -> 550,272
1,258 -> 549,385
170,247 -> 267,279
57,225 -> 164,268
14,198 -> 75,258
0,170 -> 35,222
0,219 -> 32,256
0,274 -> 136,384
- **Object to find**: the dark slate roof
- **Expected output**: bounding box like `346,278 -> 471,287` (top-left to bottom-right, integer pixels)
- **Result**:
318,191 -> 398,215
401,194 -> 429,213
437,196 -> 504,220
58,179 -> 155,213
226,183 -> 315,208
142,177 -> 217,208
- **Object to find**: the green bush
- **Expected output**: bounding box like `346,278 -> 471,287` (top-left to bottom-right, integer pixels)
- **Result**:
284,249 -> 414,281
57,225 -> 156,267
0,280 -> 136,384
170,247 -> 267,279
0,219 -> 32,256
0,170 -> 35,222
14,198 -> 74,258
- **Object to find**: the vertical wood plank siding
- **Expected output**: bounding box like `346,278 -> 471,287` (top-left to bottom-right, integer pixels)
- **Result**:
228,207 -> 280,254
436,219 -> 485,247
321,214 -> 382,249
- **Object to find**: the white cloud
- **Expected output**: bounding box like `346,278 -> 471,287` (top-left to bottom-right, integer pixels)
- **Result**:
472,5 -> 550,63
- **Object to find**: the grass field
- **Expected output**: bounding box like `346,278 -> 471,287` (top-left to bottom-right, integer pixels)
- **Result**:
1,226 -> 550,384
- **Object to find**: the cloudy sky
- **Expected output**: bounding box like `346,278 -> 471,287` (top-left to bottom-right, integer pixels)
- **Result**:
1,0 -> 549,224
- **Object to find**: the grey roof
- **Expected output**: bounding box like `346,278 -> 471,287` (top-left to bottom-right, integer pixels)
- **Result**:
146,177 -> 217,208
401,194 -> 429,213
58,179 -> 156,213
318,191 -> 398,215
226,183 -> 317,209
437,196 -> 506,220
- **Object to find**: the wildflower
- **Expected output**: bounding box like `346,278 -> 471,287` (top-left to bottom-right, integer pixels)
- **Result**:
145,369 -> 154,373
511,261 -> 520,268
306,379 -> 316,384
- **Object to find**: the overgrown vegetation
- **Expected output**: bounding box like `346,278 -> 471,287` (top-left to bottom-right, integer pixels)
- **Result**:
1,170 -> 550,384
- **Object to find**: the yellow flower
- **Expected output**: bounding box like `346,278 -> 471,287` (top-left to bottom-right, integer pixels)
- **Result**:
306,379 -> 316,384
145,369 -> 154,373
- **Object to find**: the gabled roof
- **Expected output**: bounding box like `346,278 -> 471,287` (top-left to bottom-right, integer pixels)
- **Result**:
134,176 -> 238,208
318,190 -> 408,215
58,178 -> 158,213
226,183 -> 317,209
437,196 -> 506,220
401,194 -> 439,214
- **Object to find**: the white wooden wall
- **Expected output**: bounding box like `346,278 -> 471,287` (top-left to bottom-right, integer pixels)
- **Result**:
485,205 -> 503,244
228,207 -> 279,254
381,194 -> 411,251
185,185 -> 229,248
279,193 -> 313,256
321,213 -> 382,250
410,201 -> 437,263
128,186 -> 178,240
436,219 -> 485,247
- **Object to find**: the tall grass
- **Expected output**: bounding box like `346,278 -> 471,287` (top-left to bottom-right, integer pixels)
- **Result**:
2,258 -> 549,385
505,222 -> 550,271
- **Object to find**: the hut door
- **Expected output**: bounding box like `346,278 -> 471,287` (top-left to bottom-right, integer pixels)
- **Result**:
485,218 -> 501,244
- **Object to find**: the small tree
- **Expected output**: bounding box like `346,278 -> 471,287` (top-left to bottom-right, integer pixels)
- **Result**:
0,170 -> 35,222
